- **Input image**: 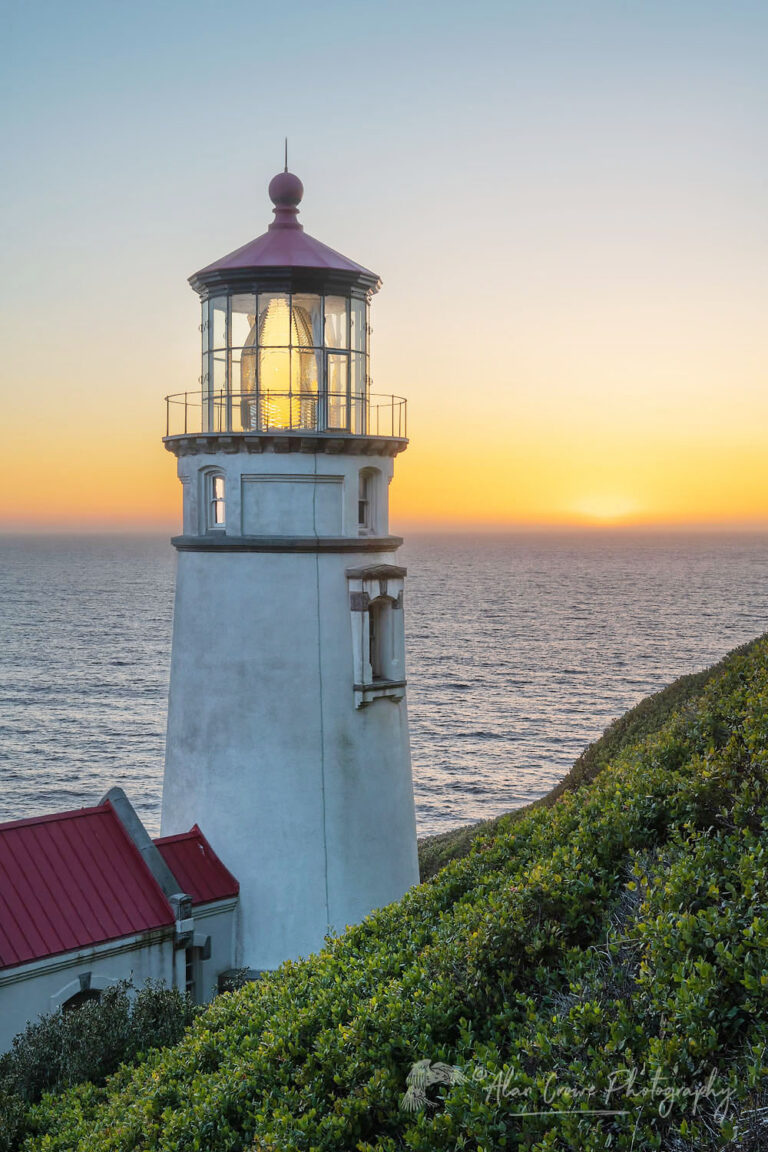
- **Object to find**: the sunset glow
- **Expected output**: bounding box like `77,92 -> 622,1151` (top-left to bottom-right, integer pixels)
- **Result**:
569,496 -> 642,525
2,1 -> 766,532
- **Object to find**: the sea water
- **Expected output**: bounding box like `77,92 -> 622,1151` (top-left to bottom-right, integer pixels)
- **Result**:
0,532 -> 766,837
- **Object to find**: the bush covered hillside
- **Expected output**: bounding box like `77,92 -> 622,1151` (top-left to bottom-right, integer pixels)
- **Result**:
20,636 -> 768,1150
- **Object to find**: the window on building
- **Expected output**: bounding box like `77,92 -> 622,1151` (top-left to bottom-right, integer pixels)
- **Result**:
62,989 -> 101,1012
368,601 -> 383,680
358,468 -> 381,535
185,945 -> 204,1005
347,565 -> 407,708
358,471 -> 372,533
207,473 -> 226,530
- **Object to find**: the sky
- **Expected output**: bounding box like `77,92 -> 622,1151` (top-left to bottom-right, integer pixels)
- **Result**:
1,0 -> 767,531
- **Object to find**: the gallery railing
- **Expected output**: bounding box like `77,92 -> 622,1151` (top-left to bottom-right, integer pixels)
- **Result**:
164,391 -> 407,439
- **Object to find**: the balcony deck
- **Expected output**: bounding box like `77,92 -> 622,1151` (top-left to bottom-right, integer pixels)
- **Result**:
163,391 -> 408,457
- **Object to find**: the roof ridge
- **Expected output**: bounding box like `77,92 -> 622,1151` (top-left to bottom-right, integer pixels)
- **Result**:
102,800 -> 176,918
0,804 -> 110,834
153,830 -> 199,845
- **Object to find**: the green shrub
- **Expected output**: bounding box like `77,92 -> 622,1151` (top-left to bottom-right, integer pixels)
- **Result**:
0,980 -> 196,1151
15,635 -> 768,1150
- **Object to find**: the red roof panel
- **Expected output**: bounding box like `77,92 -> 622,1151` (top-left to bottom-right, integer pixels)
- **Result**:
194,225 -> 376,279
0,804 -> 174,970
154,826 -> 239,906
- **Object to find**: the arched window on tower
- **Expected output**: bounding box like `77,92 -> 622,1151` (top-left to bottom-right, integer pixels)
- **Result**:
205,471 -> 226,531
358,468 -> 380,536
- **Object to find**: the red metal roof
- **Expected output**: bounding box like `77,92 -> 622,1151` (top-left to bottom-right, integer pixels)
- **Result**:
0,803 -> 174,971
154,826 -> 239,906
191,169 -> 380,287
194,226 -> 376,279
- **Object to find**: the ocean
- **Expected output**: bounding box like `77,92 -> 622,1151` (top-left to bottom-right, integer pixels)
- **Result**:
0,532 -> 766,838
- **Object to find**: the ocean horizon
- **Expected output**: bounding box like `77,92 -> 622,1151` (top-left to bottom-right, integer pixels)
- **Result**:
1,529 -> 766,838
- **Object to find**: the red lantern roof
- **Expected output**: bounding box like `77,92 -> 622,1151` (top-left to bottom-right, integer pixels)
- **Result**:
190,168 -> 380,293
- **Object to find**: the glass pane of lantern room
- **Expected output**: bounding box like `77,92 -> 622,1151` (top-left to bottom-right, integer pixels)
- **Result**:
291,346 -> 319,430
211,296 -> 228,349
212,351 -> 227,395
326,353 -> 348,429
201,354 -> 212,431
324,296 -> 348,349
259,349 -> 291,428
291,295 -> 323,348
259,293 -> 290,347
351,354 -> 367,434
237,350 -> 258,431
351,299 -> 366,352
231,294 -> 258,350
240,347 -> 257,395
230,348 -> 242,397
201,300 -> 211,354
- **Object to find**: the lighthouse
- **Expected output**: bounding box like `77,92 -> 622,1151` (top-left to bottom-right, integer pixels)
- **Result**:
161,167 -> 419,972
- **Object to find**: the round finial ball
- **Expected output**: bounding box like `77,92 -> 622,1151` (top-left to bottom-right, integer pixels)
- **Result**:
269,170 -> 304,208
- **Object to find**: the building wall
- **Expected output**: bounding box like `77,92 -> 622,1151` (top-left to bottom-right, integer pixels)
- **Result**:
190,897 -> 239,1002
0,929 -> 175,1053
0,898 -> 239,1052
178,450 -> 393,540
163,449 -> 419,971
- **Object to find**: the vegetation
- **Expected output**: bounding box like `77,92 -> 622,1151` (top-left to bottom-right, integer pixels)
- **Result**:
0,981 -> 196,1152
7,634 -> 768,1150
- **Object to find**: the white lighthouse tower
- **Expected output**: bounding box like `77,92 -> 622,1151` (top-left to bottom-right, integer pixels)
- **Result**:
161,167 -> 419,972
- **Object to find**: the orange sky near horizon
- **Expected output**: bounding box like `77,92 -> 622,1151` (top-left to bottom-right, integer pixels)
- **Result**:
2,236 -> 767,533
4,382 -> 768,533
3,255 -> 767,533
2,2 -> 767,534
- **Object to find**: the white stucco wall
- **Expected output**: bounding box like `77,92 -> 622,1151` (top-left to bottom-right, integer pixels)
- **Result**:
163,448 -> 419,972
0,899 -> 239,1052
177,450 -> 393,539
0,929 -> 175,1054
191,897 -> 239,1002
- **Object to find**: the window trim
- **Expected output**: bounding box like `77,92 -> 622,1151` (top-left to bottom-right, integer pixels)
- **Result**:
358,469 -> 374,535
346,564 -> 407,708
202,469 -> 227,534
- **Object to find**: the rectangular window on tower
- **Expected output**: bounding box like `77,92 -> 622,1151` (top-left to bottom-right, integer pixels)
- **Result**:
346,565 -> 407,708
368,603 -> 383,680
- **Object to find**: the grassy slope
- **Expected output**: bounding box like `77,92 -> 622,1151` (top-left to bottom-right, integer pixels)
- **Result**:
20,633 -> 768,1151
418,641 -> 761,880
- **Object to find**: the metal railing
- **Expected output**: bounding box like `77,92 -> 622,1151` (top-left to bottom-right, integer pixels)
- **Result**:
164,391 -> 407,439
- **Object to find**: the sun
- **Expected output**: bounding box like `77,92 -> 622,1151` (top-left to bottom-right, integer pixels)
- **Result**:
570,495 -> 642,525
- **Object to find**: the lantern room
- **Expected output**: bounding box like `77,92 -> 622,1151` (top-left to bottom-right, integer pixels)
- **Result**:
165,169 -> 406,446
